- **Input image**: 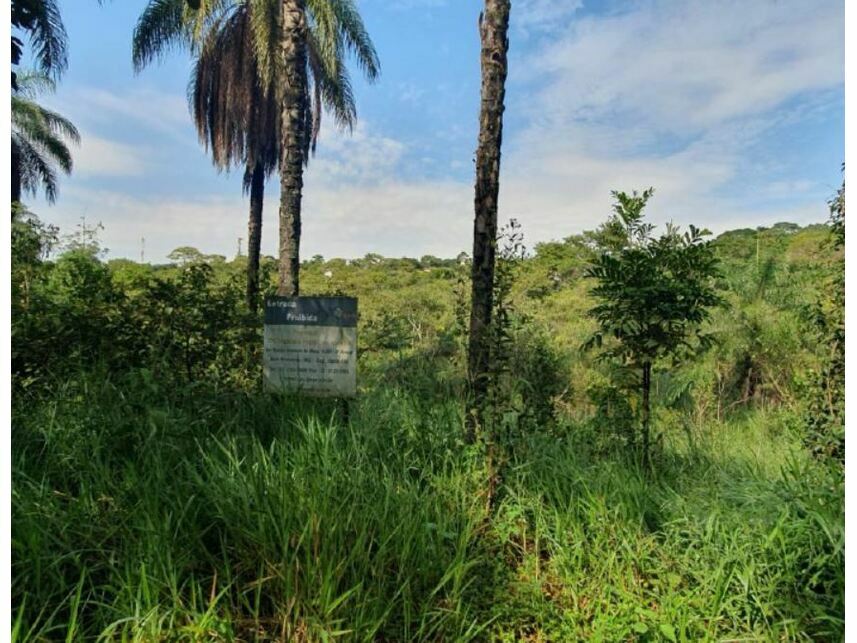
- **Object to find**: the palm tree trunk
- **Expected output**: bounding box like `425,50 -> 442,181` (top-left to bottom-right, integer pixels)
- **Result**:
12,142 -> 22,204
247,162 -> 265,312
466,0 -> 511,443
277,0 -> 308,297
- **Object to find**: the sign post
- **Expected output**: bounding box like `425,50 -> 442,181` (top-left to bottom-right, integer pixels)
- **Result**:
263,296 -> 357,398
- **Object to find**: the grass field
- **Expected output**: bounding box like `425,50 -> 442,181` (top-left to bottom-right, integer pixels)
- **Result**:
12,368 -> 843,641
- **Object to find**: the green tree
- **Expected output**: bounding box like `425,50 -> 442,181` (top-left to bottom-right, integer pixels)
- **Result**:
12,202 -> 58,315
803,174 -> 844,462
583,189 -> 723,466
168,246 -> 205,265
11,71 -> 79,204
467,0 -> 511,441
133,0 -> 379,299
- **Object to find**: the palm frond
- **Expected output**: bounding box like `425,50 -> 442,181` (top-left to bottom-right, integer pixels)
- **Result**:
13,132 -> 60,203
11,68 -> 79,203
246,0 -> 281,87
190,3 -> 279,176
12,92 -> 80,144
319,53 -> 356,130
133,0 -> 233,71
37,106 -> 81,144
151,0 -> 378,177
241,163 -> 255,195
13,70 -> 56,98
12,0 -> 69,79
307,42 -> 325,152
307,0 -> 379,80
133,0 -> 192,71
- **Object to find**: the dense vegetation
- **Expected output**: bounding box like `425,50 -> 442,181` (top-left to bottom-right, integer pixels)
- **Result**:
11,202 -> 844,640
10,1 -> 844,640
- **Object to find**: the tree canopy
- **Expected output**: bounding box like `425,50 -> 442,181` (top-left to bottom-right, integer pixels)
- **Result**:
584,189 -> 723,367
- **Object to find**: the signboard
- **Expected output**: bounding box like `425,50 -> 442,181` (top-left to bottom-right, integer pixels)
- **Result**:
263,296 -> 357,397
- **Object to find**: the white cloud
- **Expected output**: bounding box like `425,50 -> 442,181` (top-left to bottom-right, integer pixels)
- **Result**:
758,179 -> 818,199
46,174 -> 472,263
495,0 -> 843,242
300,179 -> 472,258
498,145 -> 828,245
519,0 -> 843,134
74,133 -> 150,177
511,0 -> 583,36
397,82 -> 427,106
308,123 -> 406,185
46,187 -> 248,262
380,0 -> 448,9
55,86 -> 193,143
381,0 -> 584,34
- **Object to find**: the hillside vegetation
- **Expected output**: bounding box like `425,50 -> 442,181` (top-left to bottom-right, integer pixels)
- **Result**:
11,213 -> 844,641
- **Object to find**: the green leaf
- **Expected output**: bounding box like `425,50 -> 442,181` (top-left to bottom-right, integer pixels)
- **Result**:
659,623 -> 677,642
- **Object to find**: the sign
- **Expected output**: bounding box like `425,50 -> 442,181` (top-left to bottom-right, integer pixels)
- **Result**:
263,296 -> 357,397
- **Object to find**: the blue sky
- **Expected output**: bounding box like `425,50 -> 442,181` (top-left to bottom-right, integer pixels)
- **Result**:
24,0 -> 844,262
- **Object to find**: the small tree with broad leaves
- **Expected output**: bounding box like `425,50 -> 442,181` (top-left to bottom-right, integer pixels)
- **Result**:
583,189 -> 723,467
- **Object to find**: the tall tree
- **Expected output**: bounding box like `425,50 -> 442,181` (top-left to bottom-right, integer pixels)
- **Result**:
189,4 -> 281,312
467,0 -> 511,441
12,72 -> 80,204
272,0 -> 378,295
133,0 -> 378,303
276,0 -> 308,296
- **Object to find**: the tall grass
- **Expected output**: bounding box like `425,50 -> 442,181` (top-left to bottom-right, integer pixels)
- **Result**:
12,369 -> 843,641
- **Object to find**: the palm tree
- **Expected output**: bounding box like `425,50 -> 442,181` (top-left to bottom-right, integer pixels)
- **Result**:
133,0 -> 379,300
276,0 -> 308,296
11,0 -> 68,90
187,4 -> 281,312
467,0 -> 511,442
265,0 -> 379,296
12,71 -> 80,204
12,0 -> 114,91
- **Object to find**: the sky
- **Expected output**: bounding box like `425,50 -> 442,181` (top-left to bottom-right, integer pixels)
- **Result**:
21,0 -> 845,262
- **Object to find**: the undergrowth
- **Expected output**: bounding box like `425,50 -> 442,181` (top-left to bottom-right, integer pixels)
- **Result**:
12,370 -> 843,641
